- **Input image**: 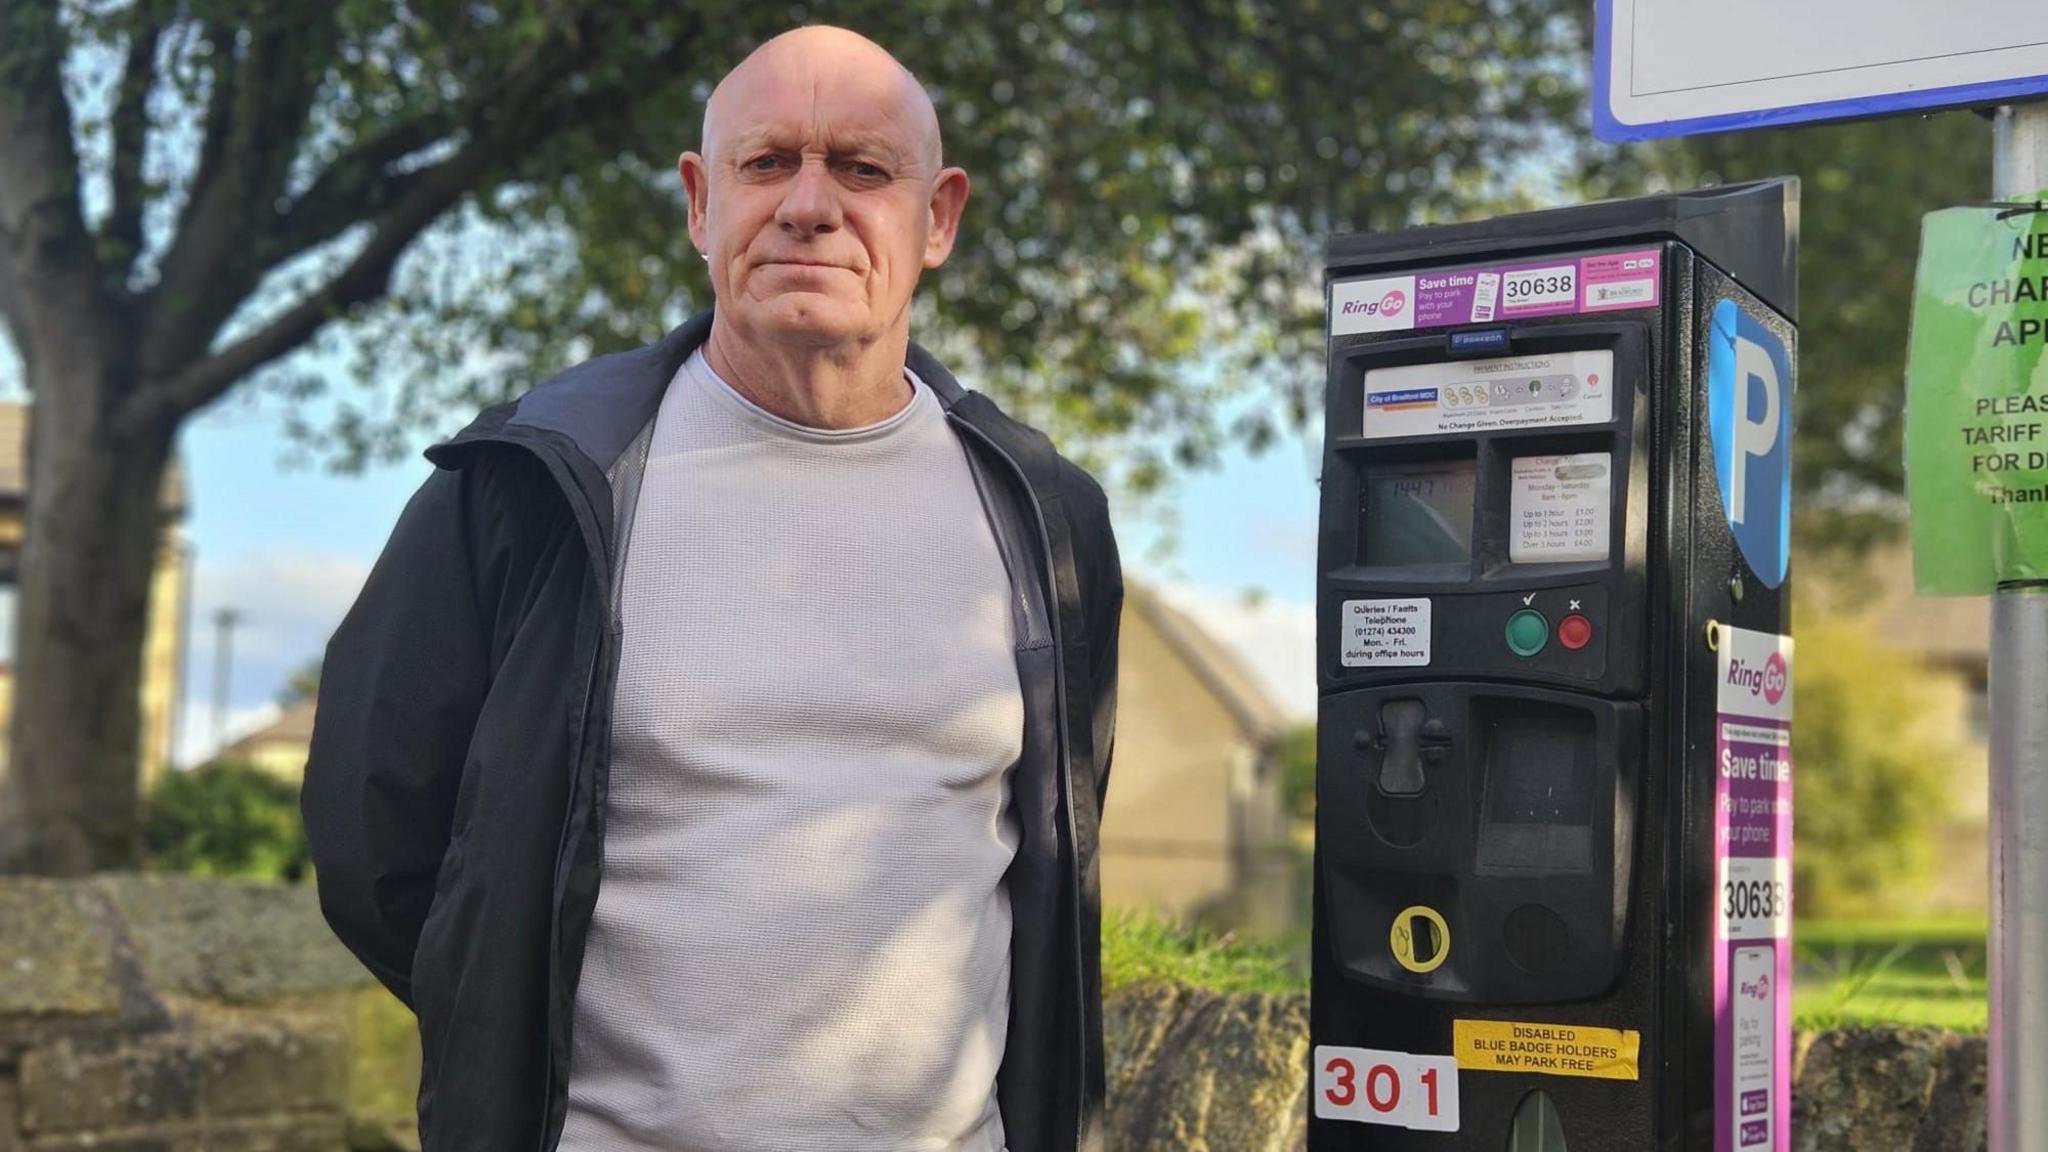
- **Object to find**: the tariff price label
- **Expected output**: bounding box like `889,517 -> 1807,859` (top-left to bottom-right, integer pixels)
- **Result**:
1503,265 -> 1578,312
1313,1045 -> 1459,1132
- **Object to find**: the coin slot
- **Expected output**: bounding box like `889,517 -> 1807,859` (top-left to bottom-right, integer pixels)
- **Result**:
1391,904 -> 1452,974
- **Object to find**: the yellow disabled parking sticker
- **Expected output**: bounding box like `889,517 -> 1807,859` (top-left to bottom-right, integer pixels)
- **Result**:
1452,1019 -> 1640,1081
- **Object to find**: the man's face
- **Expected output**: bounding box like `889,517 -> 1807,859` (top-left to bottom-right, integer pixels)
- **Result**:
679,47 -> 967,349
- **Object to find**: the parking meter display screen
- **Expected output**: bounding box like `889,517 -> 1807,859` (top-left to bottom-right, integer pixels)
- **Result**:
1362,459 -> 1477,566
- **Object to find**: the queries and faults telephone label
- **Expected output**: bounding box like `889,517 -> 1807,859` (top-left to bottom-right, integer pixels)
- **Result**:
1341,599 -> 1431,667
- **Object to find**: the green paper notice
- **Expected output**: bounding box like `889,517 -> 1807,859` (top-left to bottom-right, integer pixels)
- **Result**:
1906,199 -> 2048,595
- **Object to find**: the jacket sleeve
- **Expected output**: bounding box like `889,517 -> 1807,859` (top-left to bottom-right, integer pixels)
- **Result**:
1090,558 -> 1121,813
301,464 -> 493,1008
1065,463 -> 1123,812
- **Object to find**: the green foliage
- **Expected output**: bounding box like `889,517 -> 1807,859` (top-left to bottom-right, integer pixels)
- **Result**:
142,760 -> 311,883
36,0 -> 1581,487
1277,721 -> 1316,822
1792,918 -> 1985,1033
1790,610 -> 1961,918
1626,114 -> 1993,552
277,658 -> 321,708
1101,905 -> 1304,995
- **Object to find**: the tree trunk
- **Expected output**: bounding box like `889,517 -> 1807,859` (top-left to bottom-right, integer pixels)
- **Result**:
0,325 -> 171,875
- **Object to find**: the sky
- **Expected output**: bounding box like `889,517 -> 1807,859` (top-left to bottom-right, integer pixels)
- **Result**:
154,355 -> 1324,766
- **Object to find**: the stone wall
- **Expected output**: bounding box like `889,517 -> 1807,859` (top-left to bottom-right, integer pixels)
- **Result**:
0,875 -> 416,1151
1105,984 -> 1989,1151
0,876 -> 1990,1149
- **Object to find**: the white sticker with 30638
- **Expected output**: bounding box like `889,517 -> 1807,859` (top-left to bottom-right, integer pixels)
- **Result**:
1502,264 -> 1577,311
1313,1045 -> 1460,1131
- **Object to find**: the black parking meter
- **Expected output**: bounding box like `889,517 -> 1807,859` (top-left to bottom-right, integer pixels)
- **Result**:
1310,181 -> 1799,1152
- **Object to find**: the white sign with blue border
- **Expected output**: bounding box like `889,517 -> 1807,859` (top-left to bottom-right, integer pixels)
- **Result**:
1595,0 -> 2048,142
1706,299 -> 1792,590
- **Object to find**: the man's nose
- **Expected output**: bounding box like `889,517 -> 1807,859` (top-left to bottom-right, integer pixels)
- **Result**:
775,159 -> 842,236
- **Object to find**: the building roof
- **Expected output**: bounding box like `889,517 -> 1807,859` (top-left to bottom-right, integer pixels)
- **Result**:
1126,581 -> 1291,747
0,402 -> 186,515
221,698 -> 317,757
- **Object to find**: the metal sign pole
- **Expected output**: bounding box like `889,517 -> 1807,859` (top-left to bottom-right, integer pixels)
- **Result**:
1991,99 -> 2048,1152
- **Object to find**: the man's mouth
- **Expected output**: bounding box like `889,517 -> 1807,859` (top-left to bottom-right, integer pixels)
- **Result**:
759,258 -> 852,271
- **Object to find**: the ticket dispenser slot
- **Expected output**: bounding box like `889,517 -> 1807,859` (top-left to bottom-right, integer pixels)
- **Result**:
1310,180 -> 1798,1151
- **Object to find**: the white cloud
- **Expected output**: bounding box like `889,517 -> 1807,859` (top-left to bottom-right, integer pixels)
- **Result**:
1145,579 -> 1317,721
188,549 -> 370,666
173,700 -> 284,769
178,549 -> 370,765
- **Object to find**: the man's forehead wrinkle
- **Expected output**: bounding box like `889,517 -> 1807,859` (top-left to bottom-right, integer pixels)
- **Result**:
700,24 -> 945,171
720,121 -> 916,169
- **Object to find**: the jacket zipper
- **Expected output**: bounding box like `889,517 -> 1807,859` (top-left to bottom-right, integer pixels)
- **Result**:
947,411 -> 1089,1151
534,633 -> 604,1151
463,432 -> 613,1152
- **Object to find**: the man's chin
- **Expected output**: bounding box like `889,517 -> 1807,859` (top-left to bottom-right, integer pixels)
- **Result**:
738,294 -> 873,346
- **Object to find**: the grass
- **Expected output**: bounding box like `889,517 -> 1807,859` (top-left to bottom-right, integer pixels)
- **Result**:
1101,906 -> 1306,995
1102,905 -> 1990,1033
1793,917 -> 1987,1033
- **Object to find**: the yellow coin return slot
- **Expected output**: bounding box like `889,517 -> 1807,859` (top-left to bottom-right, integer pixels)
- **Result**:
1390,904 -> 1451,974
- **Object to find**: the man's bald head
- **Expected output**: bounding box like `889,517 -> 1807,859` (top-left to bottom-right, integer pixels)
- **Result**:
703,26 -> 943,176
675,23 -> 971,381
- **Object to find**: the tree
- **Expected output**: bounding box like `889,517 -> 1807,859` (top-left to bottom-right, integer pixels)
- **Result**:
1609,114 -> 1994,553
276,657 -> 319,709
1788,605 -> 1960,917
0,0 -> 1580,872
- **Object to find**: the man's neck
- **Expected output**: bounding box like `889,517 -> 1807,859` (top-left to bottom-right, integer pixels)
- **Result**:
701,318 -> 915,430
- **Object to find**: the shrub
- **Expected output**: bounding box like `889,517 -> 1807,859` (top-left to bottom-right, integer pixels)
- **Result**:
143,760 -> 310,882
1277,721 -> 1317,822
1791,611 -> 1960,917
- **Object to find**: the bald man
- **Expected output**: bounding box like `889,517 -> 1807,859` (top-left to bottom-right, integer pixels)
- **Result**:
302,24 -> 1122,1152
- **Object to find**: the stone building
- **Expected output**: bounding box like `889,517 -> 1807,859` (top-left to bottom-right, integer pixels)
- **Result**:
1101,582 -> 1294,930
0,402 -> 191,792
219,698 -> 317,782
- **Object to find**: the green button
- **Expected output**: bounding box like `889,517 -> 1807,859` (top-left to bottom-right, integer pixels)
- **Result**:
1506,609 -> 1549,656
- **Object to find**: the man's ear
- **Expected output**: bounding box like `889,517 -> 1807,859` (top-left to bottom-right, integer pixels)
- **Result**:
678,151 -> 711,256
922,167 -> 971,269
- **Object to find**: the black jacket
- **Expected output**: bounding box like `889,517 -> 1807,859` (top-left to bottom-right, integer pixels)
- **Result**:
302,310 -> 1122,1152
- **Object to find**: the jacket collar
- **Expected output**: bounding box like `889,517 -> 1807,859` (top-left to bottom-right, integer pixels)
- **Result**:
432,307 -> 972,476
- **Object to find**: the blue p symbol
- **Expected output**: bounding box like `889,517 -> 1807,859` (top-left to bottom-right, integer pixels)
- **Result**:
1707,298 -> 1792,589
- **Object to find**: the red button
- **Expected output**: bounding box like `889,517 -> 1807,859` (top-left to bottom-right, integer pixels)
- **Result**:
1558,614 -> 1593,650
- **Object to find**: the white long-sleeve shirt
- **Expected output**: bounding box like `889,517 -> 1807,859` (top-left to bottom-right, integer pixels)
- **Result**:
559,347 -> 1023,1152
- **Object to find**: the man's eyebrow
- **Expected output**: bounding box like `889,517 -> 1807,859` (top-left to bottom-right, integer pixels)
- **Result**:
724,127 -> 795,155
826,134 -> 913,164
723,127 -> 916,167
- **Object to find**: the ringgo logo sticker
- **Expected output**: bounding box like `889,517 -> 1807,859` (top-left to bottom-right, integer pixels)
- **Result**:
1313,1045 -> 1460,1131
1330,276 -> 1419,336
